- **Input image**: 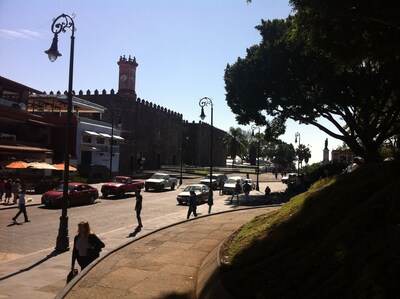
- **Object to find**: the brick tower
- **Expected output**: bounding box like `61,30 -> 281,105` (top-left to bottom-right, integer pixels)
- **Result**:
117,55 -> 138,96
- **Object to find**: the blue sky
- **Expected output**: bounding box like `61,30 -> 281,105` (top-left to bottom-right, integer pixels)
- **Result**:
0,0 -> 342,164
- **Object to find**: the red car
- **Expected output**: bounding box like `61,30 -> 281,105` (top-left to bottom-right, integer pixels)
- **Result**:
41,183 -> 99,207
101,176 -> 145,199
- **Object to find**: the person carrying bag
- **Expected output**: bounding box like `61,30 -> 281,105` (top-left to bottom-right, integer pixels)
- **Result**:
71,221 -> 105,271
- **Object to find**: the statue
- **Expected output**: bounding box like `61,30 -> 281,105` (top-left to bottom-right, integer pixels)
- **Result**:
324,138 -> 328,150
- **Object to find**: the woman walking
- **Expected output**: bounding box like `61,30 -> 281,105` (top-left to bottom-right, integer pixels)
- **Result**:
11,179 -> 21,204
5,179 -> 12,204
71,221 -> 105,271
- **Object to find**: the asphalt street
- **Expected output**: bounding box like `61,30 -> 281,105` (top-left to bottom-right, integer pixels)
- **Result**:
0,176 -> 285,262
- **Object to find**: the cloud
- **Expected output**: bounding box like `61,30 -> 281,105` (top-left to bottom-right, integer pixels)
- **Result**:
0,28 -> 45,40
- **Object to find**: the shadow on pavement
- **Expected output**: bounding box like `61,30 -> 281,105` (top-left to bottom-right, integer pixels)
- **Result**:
224,192 -> 289,207
127,226 -> 142,238
0,250 -> 62,282
6,222 -> 23,227
159,293 -> 191,299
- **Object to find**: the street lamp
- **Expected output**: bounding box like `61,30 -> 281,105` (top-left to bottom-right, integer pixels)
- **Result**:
179,136 -> 189,186
199,97 -> 214,197
45,13 -> 75,252
109,112 -> 121,180
295,132 -> 301,175
251,125 -> 261,191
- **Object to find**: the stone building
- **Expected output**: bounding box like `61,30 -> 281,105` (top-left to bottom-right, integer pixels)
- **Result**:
76,56 -> 183,174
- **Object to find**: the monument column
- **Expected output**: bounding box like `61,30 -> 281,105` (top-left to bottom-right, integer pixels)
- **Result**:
323,138 -> 330,165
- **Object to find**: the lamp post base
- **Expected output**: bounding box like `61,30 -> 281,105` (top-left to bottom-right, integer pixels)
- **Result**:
55,215 -> 70,252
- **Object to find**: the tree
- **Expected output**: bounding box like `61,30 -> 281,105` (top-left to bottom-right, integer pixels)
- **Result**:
224,14 -> 400,162
296,144 -> 312,165
223,127 -> 248,166
265,141 -> 296,170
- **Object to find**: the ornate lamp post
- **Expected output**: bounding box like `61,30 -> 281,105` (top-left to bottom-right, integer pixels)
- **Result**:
179,136 -> 189,186
251,125 -> 261,191
45,13 -> 75,252
199,97 -> 214,196
109,112 -> 121,180
295,132 -> 301,175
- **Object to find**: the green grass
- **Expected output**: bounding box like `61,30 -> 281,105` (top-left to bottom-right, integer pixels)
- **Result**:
223,161 -> 400,299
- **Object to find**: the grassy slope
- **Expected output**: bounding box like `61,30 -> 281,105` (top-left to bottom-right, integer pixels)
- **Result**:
223,161 -> 400,299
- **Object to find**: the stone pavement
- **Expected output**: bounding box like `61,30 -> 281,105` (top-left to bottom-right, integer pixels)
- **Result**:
62,207 -> 277,299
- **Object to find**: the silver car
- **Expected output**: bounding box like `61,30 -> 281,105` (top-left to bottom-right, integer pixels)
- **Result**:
177,184 -> 210,205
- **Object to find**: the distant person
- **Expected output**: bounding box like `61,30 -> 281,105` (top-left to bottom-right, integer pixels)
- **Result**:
71,221 -> 105,271
135,187 -> 143,228
243,181 -> 252,202
230,180 -> 241,204
219,179 -> 224,195
274,171 -> 278,180
4,179 -> 12,204
11,179 -> 21,204
265,186 -> 271,198
207,190 -> 214,214
12,189 -> 29,223
0,177 -> 5,201
187,191 -> 198,219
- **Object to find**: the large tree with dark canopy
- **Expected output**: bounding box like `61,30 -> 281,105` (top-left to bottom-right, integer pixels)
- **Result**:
225,1 -> 400,162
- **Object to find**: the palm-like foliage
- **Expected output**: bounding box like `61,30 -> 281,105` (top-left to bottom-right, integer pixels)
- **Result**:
223,127 -> 248,166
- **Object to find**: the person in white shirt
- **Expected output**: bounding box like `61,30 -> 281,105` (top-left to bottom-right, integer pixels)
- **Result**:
12,189 -> 30,223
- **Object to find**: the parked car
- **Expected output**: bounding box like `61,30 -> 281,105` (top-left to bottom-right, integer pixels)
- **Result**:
223,176 -> 244,194
281,173 -> 297,184
177,184 -> 210,205
41,183 -> 99,207
101,176 -> 144,198
145,173 -> 178,192
243,178 -> 256,190
200,173 -> 228,190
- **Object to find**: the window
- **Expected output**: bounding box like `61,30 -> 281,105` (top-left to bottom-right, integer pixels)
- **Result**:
96,138 -> 105,145
82,136 -> 92,144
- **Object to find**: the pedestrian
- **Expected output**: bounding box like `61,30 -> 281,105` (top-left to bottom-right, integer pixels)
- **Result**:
207,190 -> 214,214
187,190 -> 197,219
230,180 -> 241,204
265,185 -> 271,196
12,189 -> 29,223
4,179 -> 12,204
0,177 -> 5,201
243,180 -> 252,202
274,171 -> 278,180
219,179 -> 224,195
71,221 -> 105,271
11,179 -> 21,204
135,187 -> 143,228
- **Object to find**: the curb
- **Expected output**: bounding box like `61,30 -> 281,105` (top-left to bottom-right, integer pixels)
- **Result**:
56,204 -> 279,299
0,202 -> 42,211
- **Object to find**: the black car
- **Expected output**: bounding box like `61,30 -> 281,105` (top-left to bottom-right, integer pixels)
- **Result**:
200,173 -> 228,190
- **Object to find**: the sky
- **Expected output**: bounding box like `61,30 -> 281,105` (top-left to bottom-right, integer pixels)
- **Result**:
0,0 -> 342,164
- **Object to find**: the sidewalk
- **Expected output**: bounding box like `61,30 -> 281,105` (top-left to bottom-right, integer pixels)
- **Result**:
61,207 -> 276,299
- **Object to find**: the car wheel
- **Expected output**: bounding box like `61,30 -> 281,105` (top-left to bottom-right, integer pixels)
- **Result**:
102,193 -> 108,199
118,190 -> 125,199
171,183 -> 175,190
145,186 -> 149,192
89,196 -> 96,204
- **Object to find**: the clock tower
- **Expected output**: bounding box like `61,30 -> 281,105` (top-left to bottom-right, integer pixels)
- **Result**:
118,55 -> 138,95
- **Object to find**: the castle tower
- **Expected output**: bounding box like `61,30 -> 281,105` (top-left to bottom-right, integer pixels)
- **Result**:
118,55 -> 138,96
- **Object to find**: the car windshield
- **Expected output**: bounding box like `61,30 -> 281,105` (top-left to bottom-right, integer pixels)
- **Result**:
113,177 -> 127,183
54,184 -> 74,192
183,185 -> 202,192
151,174 -> 167,179
204,175 -> 219,179
226,178 -> 240,184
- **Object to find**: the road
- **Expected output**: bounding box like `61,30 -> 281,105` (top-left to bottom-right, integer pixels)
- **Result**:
0,177 -> 285,261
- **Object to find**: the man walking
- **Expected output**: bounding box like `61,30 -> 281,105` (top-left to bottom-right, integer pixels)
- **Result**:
230,180 -> 241,204
243,180 -> 252,202
135,187 -> 143,228
219,179 -> 224,195
187,191 -> 197,219
12,189 -> 30,223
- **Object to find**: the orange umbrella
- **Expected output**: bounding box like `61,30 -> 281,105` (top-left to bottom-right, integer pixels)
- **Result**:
5,161 -> 29,169
52,163 -> 77,171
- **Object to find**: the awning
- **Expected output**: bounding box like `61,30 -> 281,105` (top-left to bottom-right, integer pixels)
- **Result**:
113,135 -> 124,140
98,133 -> 112,138
84,130 -> 100,136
